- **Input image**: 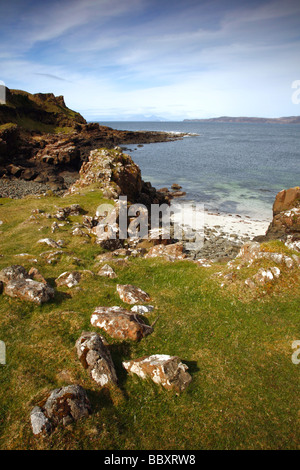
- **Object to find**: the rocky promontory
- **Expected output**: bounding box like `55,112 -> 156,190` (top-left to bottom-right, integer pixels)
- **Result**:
0,87 -> 187,197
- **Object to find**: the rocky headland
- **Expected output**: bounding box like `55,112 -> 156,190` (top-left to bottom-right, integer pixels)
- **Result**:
0,87 -> 187,198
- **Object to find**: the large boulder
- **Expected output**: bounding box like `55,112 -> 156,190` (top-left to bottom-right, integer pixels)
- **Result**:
123,355 -> 192,392
91,306 -> 153,341
30,385 -> 91,436
75,331 -> 118,387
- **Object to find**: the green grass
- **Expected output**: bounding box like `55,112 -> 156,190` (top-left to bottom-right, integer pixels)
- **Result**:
0,192 -> 299,450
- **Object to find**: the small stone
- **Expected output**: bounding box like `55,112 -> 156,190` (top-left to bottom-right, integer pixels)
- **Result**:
55,271 -> 81,288
97,264 -> 117,278
131,305 -> 154,315
116,284 -> 151,304
37,238 -> 62,249
28,267 -> 47,284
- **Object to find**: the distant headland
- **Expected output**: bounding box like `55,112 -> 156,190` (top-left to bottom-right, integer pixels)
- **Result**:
183,116 -> 300,124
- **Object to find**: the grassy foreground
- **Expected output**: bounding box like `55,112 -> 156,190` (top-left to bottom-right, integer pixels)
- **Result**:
0,190 -> 299,450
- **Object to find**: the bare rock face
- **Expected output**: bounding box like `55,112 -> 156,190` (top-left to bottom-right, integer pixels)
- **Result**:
75,331 -> 118,387
116,284 -> 151,304
30,385 -> 91,435
264,186 -> 300,240
273,187 -> 300,215
4,278 -> 55,304
145,242 -> 186,261
123,355 -> 192,392
91,306 -> 153,341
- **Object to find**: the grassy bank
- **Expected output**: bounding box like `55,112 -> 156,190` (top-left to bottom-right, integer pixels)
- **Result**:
0,191 -> 299,450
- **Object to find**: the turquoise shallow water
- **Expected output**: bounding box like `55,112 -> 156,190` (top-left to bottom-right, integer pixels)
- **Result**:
100,121 -> 300,220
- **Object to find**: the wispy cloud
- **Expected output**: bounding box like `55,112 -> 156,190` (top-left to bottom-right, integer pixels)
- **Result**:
0,0 -> 299,119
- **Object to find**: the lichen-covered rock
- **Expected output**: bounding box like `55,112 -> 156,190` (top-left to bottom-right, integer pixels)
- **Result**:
145,242 -> 186,261
131,304 -> 154,315
253,266 -> 281,284
123,355 -> 192,392
116,284 -> 151,304
91,306 -> 153,341
0,265 -> 29,283
97,264 -> 117,278
4,278 -> 55,304
37,238 -> 63,249
30,385 -> 91,435
30,406 -> 52,436
55,271 -> 82,288
75,331 -> 118,387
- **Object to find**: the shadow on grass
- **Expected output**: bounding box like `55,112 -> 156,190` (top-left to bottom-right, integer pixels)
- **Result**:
109,341 -> 132,393
184,360 -> 200,376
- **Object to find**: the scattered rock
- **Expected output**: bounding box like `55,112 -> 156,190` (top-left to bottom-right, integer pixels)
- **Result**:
145,242 -> 186,262
75,331 -> 118,387
116,284 -> 151,304
91,306 -> 153,341
97,264 -> 117,279
28,267 -> 47,284
0,265 -> 29,283
30,385 -> 91,436
123,355 -> 192,392
72,227 -> 90,238
55,271 -> 82,288
131,305 -> 154,315
4,278 -> 55,304
37,238 -> 63,249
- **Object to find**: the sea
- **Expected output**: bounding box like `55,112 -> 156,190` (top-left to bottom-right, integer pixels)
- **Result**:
100,121 -> 300,222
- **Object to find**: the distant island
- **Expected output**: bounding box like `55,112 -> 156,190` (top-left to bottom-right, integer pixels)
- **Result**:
183,116 -> 300,124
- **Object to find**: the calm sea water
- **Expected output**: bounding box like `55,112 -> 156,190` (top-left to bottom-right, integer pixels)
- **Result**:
100,121 -> 300,221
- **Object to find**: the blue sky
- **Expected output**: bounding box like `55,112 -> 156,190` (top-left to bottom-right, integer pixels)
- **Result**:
0,0 -> 300,120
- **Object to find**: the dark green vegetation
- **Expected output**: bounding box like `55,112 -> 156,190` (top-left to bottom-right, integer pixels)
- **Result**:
0,191 -> 299,450
0,88 -> 86,133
